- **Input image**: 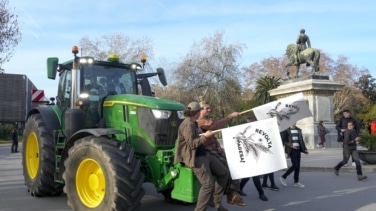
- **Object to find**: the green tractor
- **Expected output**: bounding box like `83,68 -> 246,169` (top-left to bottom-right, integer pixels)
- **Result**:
22,46 -> 200,210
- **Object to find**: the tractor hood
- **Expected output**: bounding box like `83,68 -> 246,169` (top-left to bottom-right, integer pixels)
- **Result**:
103,94 -> 185,110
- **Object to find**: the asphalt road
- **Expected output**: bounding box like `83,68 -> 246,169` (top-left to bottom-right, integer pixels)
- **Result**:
0,145 -> 375,211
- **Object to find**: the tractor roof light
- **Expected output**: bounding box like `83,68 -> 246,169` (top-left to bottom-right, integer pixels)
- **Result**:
130,63 -> 142,71
141,55 -> 147,63
72,46 -> 79,54
141,55 -> 147,68
79,57 -> 94,64
108,54 -> 120,63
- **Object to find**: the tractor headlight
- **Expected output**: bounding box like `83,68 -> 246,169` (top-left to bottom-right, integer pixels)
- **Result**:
152,109 -> 171,119
79,93 -> 89,99
76,93 -> 89,107
177,110 -> 184,119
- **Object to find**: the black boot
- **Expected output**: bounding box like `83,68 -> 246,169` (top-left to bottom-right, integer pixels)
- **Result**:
238,190 -> 247,196
259,194 -> 268,201
238,178 -> 249,196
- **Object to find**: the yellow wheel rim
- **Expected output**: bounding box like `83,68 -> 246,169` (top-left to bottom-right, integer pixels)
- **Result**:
26,132 -> 40,179
76,158 -> 106,208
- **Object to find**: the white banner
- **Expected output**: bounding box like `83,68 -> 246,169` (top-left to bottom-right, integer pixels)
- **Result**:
252,92 -> 312,131
222,118 -> 287,179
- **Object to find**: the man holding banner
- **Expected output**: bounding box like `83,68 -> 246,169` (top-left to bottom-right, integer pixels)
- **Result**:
191,92 -> 312,203
174,102 -> 229,211
197,101 -> 246,207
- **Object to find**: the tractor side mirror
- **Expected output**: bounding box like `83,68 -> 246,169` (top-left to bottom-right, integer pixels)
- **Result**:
47,57 -> 59,79
156,68 -> 167,86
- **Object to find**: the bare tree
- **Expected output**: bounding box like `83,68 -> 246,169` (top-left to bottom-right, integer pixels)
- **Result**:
79,33 -> 153,65
170,31 -> 245,118
331,55 -> 369,86
0,0 -> 21,69
333,85 -> 370,118
243,56 -> 287,88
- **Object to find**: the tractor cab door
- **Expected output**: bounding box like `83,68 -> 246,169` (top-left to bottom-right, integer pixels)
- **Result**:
56,70 -> 72,109
81,68 -> 106,128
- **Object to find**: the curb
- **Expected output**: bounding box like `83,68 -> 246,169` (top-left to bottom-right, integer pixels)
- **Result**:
300,166 -> 376,173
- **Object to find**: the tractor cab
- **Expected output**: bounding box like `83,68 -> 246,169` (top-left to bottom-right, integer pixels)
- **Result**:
47,47 -> 167,129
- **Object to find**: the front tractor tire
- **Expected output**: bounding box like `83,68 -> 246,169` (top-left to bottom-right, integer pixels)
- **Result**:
22,113 -> 64,196
63,136 -> 145,211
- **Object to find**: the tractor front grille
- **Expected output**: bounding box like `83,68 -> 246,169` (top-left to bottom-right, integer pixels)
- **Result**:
138,107 -> 182,146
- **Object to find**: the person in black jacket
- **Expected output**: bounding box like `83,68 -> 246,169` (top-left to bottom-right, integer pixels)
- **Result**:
336,110 -> 360,142
334,121 -> 367,181
336,109 -> 360,166
11,128 -> 19,153
279,123 -> 308,188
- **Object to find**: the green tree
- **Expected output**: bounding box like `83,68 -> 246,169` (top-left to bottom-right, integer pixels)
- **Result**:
355,74 -> 376,102
357,103 -> 376,128
254,76 -> 281,104
0,0 -> 21,69
0,123 -> 13,140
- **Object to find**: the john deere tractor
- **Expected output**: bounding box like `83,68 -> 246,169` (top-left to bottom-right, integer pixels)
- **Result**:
22,46 -> 201,210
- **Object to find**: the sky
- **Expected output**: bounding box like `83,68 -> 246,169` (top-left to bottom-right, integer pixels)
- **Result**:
3,0 -> 376,99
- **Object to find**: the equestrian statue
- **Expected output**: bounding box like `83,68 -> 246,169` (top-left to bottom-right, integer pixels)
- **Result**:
285,29 -> 320,78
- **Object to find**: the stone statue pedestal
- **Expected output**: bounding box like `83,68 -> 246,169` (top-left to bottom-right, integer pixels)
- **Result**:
269,75 -> 343,149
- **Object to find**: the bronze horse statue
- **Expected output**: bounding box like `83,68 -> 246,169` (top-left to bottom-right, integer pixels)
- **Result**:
285,44 -> 320,78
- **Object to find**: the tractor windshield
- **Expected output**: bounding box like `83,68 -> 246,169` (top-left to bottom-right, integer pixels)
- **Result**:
81,64 -> 137,97
78,64 -> 138,127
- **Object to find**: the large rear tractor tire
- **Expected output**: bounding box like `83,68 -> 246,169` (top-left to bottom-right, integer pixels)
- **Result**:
63,136 -> 145,211
22,113 -> 64,196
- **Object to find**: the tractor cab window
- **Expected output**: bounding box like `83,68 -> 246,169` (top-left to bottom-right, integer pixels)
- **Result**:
107,71 -> 137,95
80,64 -> 137,127
80,65 -> 137,96
56,70 -> 71,109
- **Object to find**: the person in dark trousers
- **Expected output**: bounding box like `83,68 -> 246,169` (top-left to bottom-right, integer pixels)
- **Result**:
336,109 -> 360,166
261,172 -> 279,191
260,131 -> 287,190
280,123 -> 308,188
174,101 -> 229,211
11,128 -> 19,153
239,176 -> 268,201
197,101 -> 246,207
317,121 -> 327,149
334,121 -> 367,181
